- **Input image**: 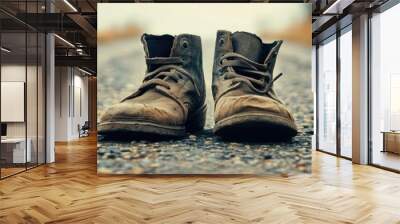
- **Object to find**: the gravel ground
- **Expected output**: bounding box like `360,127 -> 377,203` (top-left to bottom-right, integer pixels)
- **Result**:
97,39 -> 313,175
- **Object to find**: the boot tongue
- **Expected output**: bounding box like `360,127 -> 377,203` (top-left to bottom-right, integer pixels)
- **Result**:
231,32 -> 264,63
143,34 -> 174,58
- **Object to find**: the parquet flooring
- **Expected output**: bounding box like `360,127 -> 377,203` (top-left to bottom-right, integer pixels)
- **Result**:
1,135 -> 400,223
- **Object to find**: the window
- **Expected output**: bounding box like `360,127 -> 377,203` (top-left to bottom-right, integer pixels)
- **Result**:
339,28 -> 352,158
316,25 -> 353,159
370,3 -> 400,171
317,36 -> 337,154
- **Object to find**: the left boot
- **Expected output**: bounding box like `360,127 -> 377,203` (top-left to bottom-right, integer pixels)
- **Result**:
212,30 -> 297,140
98,33 -> 207,138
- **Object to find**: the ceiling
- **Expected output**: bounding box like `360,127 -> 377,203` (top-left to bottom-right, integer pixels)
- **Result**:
0,0 -> 393,74
311,0 -> 390,43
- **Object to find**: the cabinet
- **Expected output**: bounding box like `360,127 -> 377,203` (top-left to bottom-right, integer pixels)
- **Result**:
382,132 -> 400,154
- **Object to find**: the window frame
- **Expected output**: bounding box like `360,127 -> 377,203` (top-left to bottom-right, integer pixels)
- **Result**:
314,22 -> 353,161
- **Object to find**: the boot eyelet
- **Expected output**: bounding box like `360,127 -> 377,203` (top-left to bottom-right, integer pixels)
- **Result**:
181,40 -> 189,49
218,38 -> 225,47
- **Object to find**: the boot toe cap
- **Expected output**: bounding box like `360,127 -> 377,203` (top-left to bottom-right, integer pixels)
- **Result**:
100,101 -> 184,126
215,95 -> 295,123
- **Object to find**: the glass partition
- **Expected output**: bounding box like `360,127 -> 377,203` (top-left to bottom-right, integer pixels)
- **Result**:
0,1 -> 46,179
27,30 -> 38,169
1,30 -> 28,177
26,0 -> 42,169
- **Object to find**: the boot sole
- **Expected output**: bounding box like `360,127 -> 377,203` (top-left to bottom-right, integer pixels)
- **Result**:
98,121 -> 186,139
214,112 -> 297,141
98,104 -> 207,140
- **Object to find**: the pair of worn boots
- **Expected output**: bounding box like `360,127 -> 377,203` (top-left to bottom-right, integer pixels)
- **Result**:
99,31 -> 297,141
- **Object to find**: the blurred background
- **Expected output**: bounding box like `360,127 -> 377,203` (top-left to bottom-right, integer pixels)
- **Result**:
97,3 -> 311,129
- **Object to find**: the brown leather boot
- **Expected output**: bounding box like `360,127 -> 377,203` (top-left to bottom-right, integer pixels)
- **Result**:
212,31 -> 297,140
98,34 -> 206,138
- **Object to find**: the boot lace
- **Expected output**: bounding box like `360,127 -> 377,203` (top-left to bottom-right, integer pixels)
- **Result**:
219,52 -> 282,94
123,57 -> 200,101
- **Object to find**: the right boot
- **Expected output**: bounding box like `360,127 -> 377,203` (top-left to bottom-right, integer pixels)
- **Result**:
211,30 -> 297,141
98,33 -> 207,138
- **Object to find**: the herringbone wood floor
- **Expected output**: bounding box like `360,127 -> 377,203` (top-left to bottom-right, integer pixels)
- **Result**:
1,135 -> 400,224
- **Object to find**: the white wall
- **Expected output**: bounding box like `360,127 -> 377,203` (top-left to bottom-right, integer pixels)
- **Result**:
54,67 -> 89,141
71,73 -> 89,138
55,67 -> 69,141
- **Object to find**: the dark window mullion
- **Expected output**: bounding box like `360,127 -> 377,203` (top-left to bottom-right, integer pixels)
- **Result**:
367,11 -> 373,165
36,0 -> 39,167
24,0 -> 28,171
316,45 -> 320,150
0,23 -> 2,179
336,27 -> 341,157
